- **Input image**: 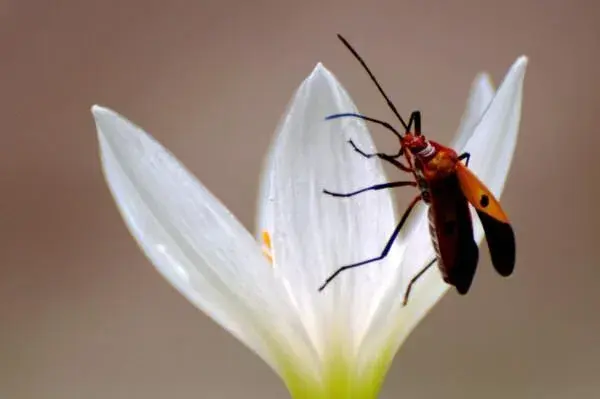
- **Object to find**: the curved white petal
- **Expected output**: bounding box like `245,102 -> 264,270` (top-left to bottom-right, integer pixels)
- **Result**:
452,73 -> 496,152
462,56 -> 528,195
93,106 -> 316,375
256,64 -> 404,359
359,56 -> 528,361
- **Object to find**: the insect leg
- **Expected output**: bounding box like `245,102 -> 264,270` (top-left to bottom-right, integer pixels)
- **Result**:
324,112 -> 412,171
347,139 -> 412,172
326,112 -> 402,139
458,152 -> 471,167
318,195 -> 422,292
402,258 -> 437,306
323,181 -> 416,198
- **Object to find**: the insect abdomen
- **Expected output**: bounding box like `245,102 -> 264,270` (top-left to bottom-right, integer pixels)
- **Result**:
427,207 -> 449,281
427,175 -> 479,293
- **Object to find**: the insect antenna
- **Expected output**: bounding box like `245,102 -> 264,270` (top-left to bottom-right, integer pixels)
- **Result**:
336,34 -> 410,133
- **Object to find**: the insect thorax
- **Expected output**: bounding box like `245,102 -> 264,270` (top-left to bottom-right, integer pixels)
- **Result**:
414,146 -> 458,204
420,150 -> 458,179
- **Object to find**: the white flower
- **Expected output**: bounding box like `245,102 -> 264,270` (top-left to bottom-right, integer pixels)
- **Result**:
92,57 -> 527,398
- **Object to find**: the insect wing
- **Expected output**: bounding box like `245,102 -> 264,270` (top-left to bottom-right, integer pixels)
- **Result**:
455,163 -> 516,277
428,176 -> 479,294
455,163 -> 508,221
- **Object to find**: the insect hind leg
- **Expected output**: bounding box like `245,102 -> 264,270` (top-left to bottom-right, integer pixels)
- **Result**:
318,195 -> 422,292
402,258 -> 437,306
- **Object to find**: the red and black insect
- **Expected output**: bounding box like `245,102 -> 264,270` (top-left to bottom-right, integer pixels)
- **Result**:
318,35 -> 515,305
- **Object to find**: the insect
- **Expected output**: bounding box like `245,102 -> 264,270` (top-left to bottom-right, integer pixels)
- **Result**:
318,34 -> 516,305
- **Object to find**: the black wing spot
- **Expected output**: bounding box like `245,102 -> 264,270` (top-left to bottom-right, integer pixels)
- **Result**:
480,194 -> 490,208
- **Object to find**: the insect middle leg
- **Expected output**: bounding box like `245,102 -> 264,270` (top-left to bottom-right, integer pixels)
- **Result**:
458,152 -> 471,167
402,258 -> 437,306
318,195 -> 422,292
323,181 -> 416,198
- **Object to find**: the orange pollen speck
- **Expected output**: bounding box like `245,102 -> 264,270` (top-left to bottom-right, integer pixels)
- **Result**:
262,231 -> 272,250
261,230 -> 274,266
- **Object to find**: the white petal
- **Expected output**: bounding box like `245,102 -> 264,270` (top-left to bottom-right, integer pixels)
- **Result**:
256,64 -> 404,356
93,106 -> 317,374
452,73 -> 496,152
359,57 -> 528,360
462,56 -> 528,194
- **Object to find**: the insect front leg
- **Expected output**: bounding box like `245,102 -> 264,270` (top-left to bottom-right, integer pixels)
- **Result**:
347,139 -> 412,172
324,112 -> 413,172
407,111 -> 421,135
402,258 -> 437,306
318,195 -> 422,292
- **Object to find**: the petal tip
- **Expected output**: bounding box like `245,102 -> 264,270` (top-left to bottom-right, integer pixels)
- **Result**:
497,56 -> 528,92
308,62 -> 333,80
511,56 -> 529,75
474,72 -> 494,88
516,55 -> 529,65
91,105 -> 123,135
90,105 -> 137,147
91,104 -> 113,119
295,62 -> 342,97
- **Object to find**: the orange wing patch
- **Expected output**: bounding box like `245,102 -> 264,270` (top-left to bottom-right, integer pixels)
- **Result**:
455,163 -> 509,223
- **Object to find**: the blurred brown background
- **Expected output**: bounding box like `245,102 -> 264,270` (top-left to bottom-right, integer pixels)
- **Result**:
1,0 -> 599,398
